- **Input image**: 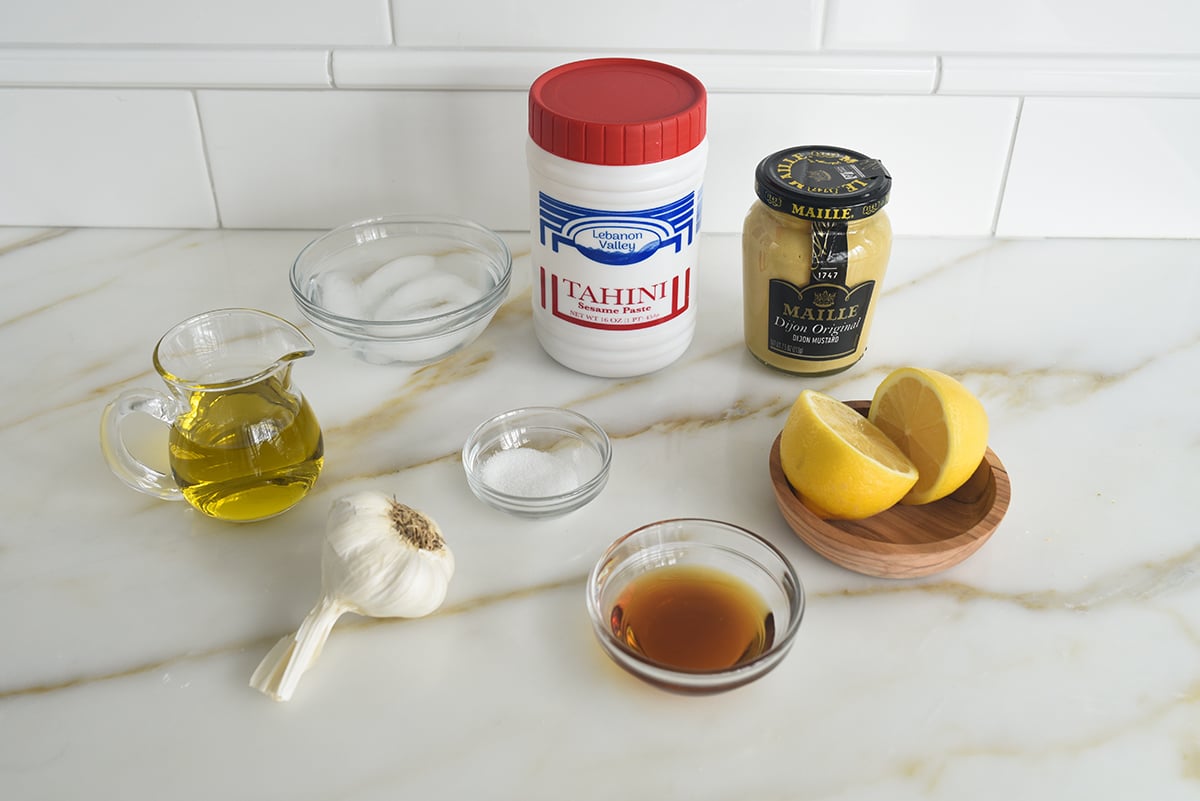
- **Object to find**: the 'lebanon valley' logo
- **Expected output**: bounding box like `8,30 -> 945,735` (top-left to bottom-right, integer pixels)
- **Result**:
537,192 -> 697,266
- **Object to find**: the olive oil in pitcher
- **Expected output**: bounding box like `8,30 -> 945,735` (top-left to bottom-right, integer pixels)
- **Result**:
100,309 -> 325,523
168,373 -> 324,522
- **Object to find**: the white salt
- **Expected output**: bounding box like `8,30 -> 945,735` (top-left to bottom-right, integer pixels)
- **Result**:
479,447 -> 580,498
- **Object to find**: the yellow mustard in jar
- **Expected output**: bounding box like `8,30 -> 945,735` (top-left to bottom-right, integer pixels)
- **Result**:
742,145 -> 893,375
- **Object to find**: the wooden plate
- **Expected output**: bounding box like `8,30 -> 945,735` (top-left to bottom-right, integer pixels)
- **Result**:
769,400 -> 1011,579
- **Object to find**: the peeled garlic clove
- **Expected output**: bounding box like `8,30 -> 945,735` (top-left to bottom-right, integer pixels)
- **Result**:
265,595 -> 349,702
249,633 -> 308,702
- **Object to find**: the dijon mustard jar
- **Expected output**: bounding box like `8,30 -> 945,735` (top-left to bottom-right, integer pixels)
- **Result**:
742,145 -> 893,375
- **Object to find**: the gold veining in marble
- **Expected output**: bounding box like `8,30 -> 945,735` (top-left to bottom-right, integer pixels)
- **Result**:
0,272 -> 125,333
0,227 -> 70,257
605,395 -> 792,439
0,362 -> 156,433
817,541 -> 1200,613
879,674 -> 1200,792
8,537 -> 1192,701
1183,742 -> 1200,781
320,283 -> 535,450
0,571 -> 588,702
0,652 -> 184,701
488,283 -> 534,326
880,240 -> 1011,297
324,350 -> 495,451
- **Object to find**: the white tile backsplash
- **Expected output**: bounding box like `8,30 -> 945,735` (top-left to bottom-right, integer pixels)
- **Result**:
997,98 -> 1200,238
198,90 -> 528,230
825,0 -> 1200,55
198,89 -> 1018,237
0,89 -> 216,228
0,0 -> 390,46
705,95 -> 1019,237
1,0 -> 1199,236
392,0 -> 822,50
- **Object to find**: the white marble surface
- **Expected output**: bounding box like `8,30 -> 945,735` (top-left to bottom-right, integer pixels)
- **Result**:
1,227 -> 1198,800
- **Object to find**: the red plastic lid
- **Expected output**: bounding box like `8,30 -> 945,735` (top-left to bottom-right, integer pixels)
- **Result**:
529,58 -> 707,166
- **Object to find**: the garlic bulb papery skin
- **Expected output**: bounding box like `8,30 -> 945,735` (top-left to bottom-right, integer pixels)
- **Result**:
250,491 -> 455,702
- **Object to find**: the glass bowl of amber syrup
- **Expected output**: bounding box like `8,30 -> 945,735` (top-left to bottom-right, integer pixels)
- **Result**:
586,519 -> 805,693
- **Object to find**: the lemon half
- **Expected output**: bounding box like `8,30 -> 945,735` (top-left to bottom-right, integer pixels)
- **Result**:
780,389 -> 918,520
868,367 -> 989,505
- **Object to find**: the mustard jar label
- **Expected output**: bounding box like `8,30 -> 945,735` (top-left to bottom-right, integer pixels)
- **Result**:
766,221 -> 875,361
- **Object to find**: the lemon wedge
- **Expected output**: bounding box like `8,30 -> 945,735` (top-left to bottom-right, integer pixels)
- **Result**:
780,389 -> 919,520
868,367 -> 989,505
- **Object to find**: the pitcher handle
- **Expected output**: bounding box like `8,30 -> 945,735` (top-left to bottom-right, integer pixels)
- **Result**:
99,389 -> 183,501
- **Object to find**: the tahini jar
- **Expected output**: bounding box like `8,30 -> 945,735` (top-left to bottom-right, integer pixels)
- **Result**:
742,146 -> 893,375
527,59 -> 708,377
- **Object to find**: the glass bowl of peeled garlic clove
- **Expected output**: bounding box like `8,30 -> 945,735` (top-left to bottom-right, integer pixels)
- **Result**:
290,214 -> 512,365
461,406 -> 612,518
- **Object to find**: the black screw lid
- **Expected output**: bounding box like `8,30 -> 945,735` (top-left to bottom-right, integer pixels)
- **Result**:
754,145 -> 891,222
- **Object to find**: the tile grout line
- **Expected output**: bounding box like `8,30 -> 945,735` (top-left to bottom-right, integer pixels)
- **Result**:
386,0 -> 398,46
814,0 -> 829,49
991,96 -> 1025,236
190,89 -> 224,228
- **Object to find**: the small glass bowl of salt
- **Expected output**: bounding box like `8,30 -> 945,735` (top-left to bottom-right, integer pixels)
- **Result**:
290,215 -> 511,365
462,407 -> 612,518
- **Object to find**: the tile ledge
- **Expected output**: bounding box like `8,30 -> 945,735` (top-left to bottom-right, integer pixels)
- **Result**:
939,54 -> 1200,97
0,46 -> 333,89
3,47 -> 1200,96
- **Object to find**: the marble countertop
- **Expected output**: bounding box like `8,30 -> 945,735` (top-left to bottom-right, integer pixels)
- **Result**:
2,227 -> 1198,800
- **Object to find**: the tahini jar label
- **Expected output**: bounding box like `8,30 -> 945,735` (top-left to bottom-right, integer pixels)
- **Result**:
535,191 -> 698,331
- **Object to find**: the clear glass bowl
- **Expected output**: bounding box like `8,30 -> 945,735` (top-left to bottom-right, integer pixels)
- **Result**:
290,215 -> 512,365
586,518 -> 805,693
462,407 -> 611,518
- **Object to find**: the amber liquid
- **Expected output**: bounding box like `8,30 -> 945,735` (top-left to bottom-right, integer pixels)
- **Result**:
168,375 -> 324,522
609,564 -> 775,672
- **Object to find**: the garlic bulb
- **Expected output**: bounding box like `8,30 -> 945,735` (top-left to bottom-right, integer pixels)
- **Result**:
250,491 -> 455,702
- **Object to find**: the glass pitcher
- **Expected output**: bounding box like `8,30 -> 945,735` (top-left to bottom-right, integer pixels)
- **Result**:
101,308 -> 324,523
